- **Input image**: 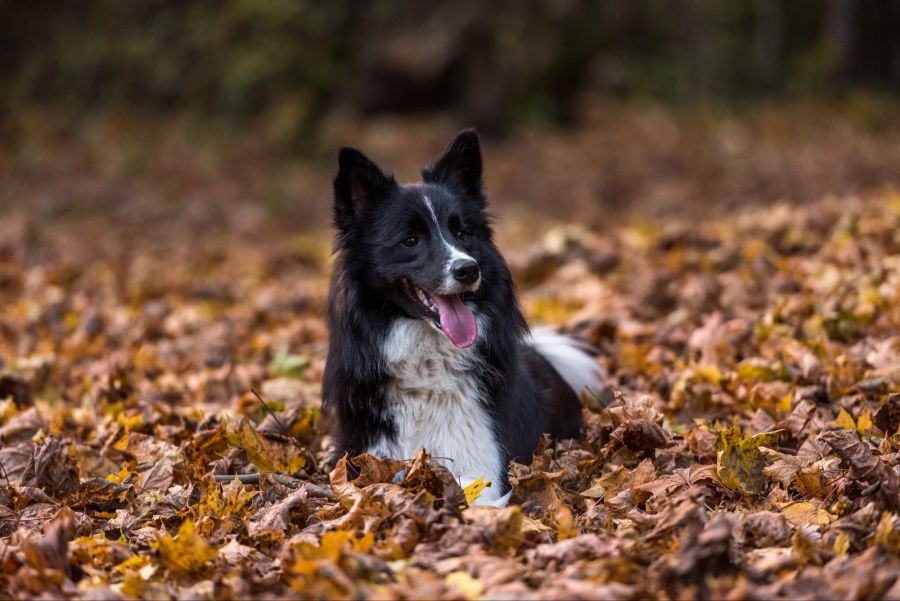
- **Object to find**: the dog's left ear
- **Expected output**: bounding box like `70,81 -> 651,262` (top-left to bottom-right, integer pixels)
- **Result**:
333,147 -> 395,232
423,129 -> 483,198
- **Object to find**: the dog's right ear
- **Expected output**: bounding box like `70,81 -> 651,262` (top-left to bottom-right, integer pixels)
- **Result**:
333,148 -> 395,231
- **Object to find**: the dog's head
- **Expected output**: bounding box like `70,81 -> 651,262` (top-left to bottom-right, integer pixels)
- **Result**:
333,130 -> 495,348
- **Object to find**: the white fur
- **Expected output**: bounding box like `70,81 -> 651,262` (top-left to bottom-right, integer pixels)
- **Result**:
530,327 -> 605,399
422,195 -> 481,293
369,316 -> 507,504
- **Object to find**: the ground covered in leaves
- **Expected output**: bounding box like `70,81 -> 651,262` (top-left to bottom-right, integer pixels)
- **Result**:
2,108 -> 900,599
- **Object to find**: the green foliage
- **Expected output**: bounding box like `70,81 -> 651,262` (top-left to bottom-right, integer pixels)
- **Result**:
2,1 -> 898,133
269,352 -> 310,380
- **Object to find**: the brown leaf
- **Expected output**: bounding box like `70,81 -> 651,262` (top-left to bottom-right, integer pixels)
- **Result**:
224,415 -> 305,474
21,437 -> 80,498
0,408 -> 46,444
349,453 -> 405,487
248,488 -> 309,542
734,511 -> 792,547
610,418 -> 673,452
819,429 -> 900,511
873,393 -> 900,435
0,373 -> 32,407
23,506 -> 75,574
525,533 -> 616,570
0,441 -> 34,483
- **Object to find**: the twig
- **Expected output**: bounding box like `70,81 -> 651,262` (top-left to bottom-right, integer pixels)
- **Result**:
215,473 -> 297,486
212,474 -> 337,500
0,462 -> 10,487
250,387 -> 291,440
0,509 -> 21,569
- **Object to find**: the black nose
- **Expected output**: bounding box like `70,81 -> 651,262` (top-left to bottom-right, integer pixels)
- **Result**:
452,259 -> 480,285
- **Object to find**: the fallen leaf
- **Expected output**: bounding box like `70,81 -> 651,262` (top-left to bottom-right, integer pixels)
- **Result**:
782,502 -> 836,527
156,519 -> 218,573
445,571 -> 483,600
224,415 -> 305,474
715,426 -> 780,494
463,476 -> 490,505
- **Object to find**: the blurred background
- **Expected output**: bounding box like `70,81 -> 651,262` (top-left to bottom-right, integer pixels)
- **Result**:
2,1 -> 900,236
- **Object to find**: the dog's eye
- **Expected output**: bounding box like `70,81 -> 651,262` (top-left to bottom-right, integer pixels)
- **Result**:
402,236 -> 419,247
454,229 -> 471,241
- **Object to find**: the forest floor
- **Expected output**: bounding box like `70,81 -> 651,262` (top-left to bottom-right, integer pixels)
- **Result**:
2,103 -> 900,599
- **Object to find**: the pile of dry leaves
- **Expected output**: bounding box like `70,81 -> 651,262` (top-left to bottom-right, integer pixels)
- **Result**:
2,146 -> 900,597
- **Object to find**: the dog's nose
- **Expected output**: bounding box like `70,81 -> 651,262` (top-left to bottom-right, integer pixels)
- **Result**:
452,259 -> 480,285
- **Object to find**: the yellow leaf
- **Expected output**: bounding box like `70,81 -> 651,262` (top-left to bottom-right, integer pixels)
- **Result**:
693,364 -> 722,385
112,555 -> 150,575
527,297 -> 582,324
113,432 -> 130,451
295,531 -> 353,563
782,502 -> 836,527
106,467 -> 134,485
156,519 -> 218,573
736,358 -> 783,383
742,238 -> 769,261
777,389 -> 793,414
715,426 -> 780,494
315,531 -> 352,562
0,398 -> 20,422
204,476 -> 258,518
112,555 -> 154,599
875,512 -> 900,556
463,476 -> 490,505
857,409 -> 873,434
445,571 -> 483,601
224,416 -> 305,474
290,530 -> 374,578
834,408 -> 856,430
833,532 -> 850,555
554,505 -> 577,540
833,408 -> 874,434
117,412 -> 143,431
351,531 -> 374,553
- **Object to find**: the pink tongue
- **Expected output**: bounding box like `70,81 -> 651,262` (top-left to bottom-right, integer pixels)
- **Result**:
432,294 -> 478,348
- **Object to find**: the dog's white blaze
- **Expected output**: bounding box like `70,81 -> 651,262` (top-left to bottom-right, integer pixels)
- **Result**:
421,195 -> 481,293
369,316 -> 507,505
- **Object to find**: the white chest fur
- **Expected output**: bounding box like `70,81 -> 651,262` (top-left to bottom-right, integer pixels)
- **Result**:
369,318 -> 507,504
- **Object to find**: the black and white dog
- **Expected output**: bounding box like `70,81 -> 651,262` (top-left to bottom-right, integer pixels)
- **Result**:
324,130 -> 602,505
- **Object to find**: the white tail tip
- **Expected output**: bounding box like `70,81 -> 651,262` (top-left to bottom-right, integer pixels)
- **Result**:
531,327 -> 605,400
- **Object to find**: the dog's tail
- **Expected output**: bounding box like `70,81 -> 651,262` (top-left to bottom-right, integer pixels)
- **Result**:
531,327 -> 605,400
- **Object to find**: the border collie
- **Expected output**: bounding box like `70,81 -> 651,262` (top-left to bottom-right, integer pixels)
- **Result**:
324,129 -> 602,505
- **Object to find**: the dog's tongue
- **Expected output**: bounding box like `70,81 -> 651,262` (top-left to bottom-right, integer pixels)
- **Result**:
433,294 -> 477,348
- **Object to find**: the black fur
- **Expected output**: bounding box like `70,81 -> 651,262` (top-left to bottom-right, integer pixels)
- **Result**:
323,129 -> 582,491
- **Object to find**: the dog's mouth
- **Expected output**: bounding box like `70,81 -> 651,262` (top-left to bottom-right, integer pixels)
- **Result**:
402,279 -> 478,348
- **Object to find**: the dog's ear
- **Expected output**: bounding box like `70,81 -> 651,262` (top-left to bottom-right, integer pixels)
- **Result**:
423,129 -> 483,198
333,148 -> 395,231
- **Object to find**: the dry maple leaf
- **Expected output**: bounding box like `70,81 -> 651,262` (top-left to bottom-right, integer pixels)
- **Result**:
873,393 -> 900,435
715,426 -> 780,495
156,519 -> 218,573
819,429 -> 900,511
224,415 -> 305,474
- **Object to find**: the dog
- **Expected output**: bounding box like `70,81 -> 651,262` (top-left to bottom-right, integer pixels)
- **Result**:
323,129 -> 603,505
